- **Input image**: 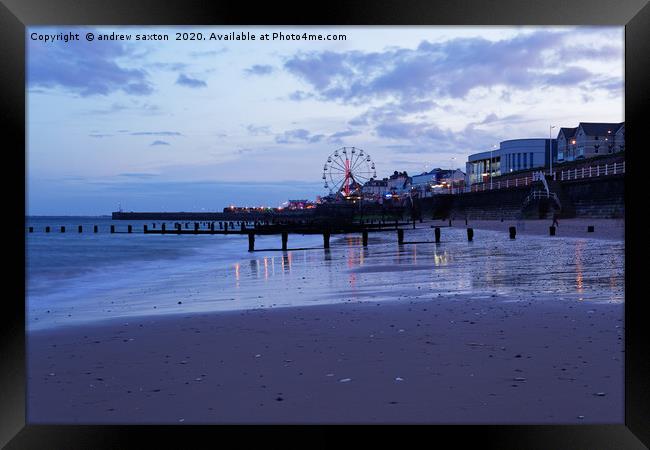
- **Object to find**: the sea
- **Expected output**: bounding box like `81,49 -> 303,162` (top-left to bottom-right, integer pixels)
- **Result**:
25,216 -> 625,331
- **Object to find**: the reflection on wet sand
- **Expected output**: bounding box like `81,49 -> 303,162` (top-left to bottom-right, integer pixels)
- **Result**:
224,229 -> 622,309
575,240 -> 584,300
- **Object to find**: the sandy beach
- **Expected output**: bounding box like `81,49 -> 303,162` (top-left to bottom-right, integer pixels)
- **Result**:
28,296 -> 623,424
27,219 -> 625,424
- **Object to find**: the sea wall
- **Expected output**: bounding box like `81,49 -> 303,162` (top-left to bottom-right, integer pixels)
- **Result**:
419,174 -> 624,220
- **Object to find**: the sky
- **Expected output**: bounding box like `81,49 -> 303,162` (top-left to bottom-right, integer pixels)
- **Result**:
26,26 -> 624,215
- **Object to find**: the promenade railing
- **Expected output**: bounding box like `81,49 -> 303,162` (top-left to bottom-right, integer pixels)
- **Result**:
466,161 -> 625,193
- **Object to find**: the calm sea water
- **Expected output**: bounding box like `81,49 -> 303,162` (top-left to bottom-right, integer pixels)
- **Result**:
26,216 -> 625,331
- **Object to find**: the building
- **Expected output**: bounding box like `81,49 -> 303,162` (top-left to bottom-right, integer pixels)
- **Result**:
500,138 -> 556,174
556,127 -> 578,162
465,138 -> 557,186
557,122 -> 624,161
411,168 -> 465,196
387,171 -> 411,195
279,199 -> 316,210
361,178 -> 389,197
465,150 -> 500,186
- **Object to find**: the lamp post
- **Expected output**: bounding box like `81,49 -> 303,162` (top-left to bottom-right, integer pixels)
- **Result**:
450,157 -> 456,193
549,125 -> 556,176
490,145 -> 497,190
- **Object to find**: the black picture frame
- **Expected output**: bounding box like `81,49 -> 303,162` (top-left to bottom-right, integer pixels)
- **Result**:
2,0 -> 648,448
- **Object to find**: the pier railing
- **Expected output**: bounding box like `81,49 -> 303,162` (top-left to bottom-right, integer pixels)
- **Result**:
467,161 -> 625,193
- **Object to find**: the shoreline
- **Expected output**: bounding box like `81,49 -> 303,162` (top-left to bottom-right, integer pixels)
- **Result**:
28,294 -> 624,424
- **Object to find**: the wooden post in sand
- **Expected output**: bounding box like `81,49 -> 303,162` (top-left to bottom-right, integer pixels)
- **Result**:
362,230 -> 368,247
587,225 -> 594,233
94,225 -> 98,233
434,227 -> 441,243
397,228 -> 404,245
144,225 -> 148,233
128,225 -> 132,233
60,226 -> 65,233
28,227 -> 33,233
194,222 -> 199,234
248,232 -> 255,252
282,232 -> 288,251
467,228 -> 474,241
78,225 -> 82,233
111,225 -> 115,233
161,223 -> 166,234
509,226 -> 516,239
45,226 -> 50,233
549,226 -> 556,236
323,232 -> 330,249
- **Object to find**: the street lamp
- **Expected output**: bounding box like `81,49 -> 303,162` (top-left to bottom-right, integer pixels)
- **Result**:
450,156 -> 456,193
549,125 -> 556,176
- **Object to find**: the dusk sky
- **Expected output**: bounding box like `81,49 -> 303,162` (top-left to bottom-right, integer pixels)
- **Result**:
27,26 -> 624,215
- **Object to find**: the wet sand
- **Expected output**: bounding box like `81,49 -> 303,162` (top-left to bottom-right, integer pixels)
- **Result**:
451,218 -> 624,240
28,295 -> 623,424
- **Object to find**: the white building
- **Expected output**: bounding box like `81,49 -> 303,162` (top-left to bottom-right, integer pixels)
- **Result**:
557,127 -> 577,162
500,138 -> 556,174
361,178 -> 389,197
558,122 -> 624,161
465,138 -> 556,186
412,168 -> 465,196
387,171 -> 411,194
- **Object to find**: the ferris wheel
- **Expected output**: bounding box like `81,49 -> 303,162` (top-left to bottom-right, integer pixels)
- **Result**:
322,147 -> 377,196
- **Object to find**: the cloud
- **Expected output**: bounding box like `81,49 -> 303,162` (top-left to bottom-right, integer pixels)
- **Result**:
89,101 -> 160,115
245,124 -> 271,136
118,172 -> 159,179
283,29 -> 623,103
148,62 -> 187,71
28,27 -> 153,96
288,90 -> 313,101
130,131 -> 182,136
244,64 -> 274,76
328,129 -> 361,144
176,73 -> 207,88
150,140 -> 170,146
275,129 -> 324,144
371,117 -> 503,154
189,49 -> 227,58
